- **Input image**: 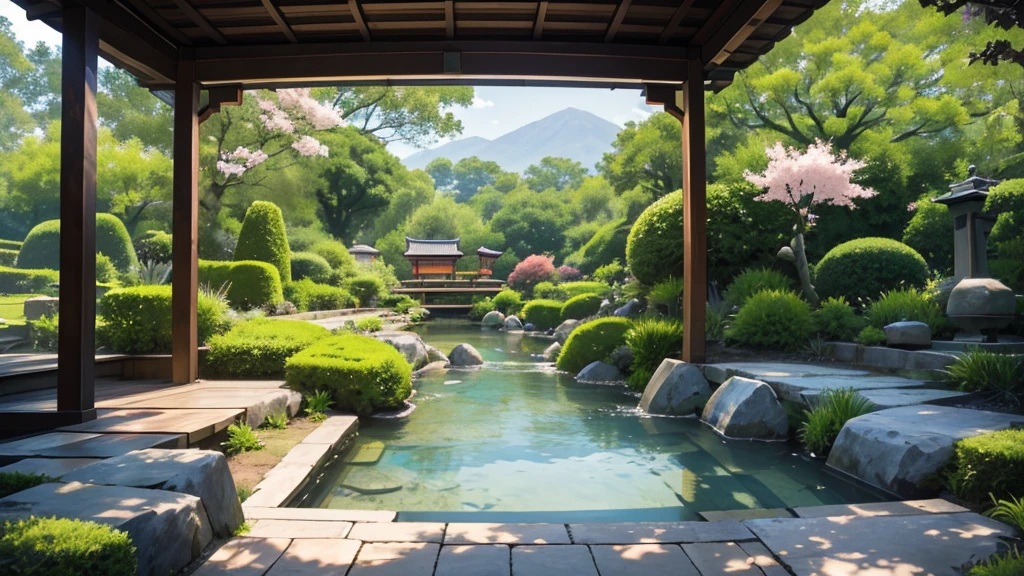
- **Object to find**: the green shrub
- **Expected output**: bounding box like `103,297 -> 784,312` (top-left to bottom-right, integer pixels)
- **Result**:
967,548 -> 1024,576
985,178 -> 1024,246
309,240 -> 356,271
379,293 -> 419,313
469,297 -> 495,320
902,200 -> 953,275
557,317 -> 632,374
95,253 -> 117,284
948,429 -> 1024,503
98,285 -> 229,353
290,252 -> 332,283
864,288 -> 945,334
344,275 -> 385,306
855,325 -> 887,346
560,281 -> 612,299
625,318 -> 683,392
724,267 -> 791,307
799,388 -> 873,456
234,201 -> 291,283
944,350 -> 1023,401
626,190 -> 684,286
561,293 -> 602,322
533,281 -> 567,301
492,290 -> 523,315
134,230 -> 173,264
0,516 -> 137,576
0,472 -> 54,498
206,318 -> 330,378
0,239 -> 22,251
355,317 -> 384,333
222,422 -> 263,454
286,334 -> 412,415
198,260 -> 283,310
726,290 -> 813,351
28,314 -> 59,352
991,238 -> 1024,293
593,259 -> 627,284
261,412 -> 288,430
647,277 -> 684,316
0,248 -> 17,266
303,389 -> 334,422
18,215 -> 138,272
284,279 -> 356,312
567,218 -> 630,275
814,296 -> 864,341
814,238 -> 930,305
521,299 -> 563,330
0,266 -> 59,293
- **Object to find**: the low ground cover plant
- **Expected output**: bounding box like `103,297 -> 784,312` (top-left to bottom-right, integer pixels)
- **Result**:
625,317 -> 683,392
799,388 -> 873,456
557,317 -> 632,374
0,472 -> 54,498
261,412 -> 288,430
286,335 -> 412,415
206,318 -> 330,378
521,299 -> 563,330
726,289 -> 813,351
222,422 -> 264,454
560,293 -> 602,322
0,516 -> 137,576
303,389 -> 334,422
355,317 -> 384,333
947,429 -> 1024,503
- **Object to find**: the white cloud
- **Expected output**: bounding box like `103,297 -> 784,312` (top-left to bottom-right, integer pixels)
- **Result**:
631,107 -> 653,120
492,120 -> 500,124
472,97 -> 495,109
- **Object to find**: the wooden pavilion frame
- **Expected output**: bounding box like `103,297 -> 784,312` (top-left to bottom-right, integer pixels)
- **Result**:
5,0 -> 827,428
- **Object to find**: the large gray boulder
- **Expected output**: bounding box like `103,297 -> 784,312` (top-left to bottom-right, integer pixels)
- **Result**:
62,448 -> 243,537
613,298 -> 644,317
638,360 -> 711,416
0,481 -> 213,576
374,331 -> 429,369
504,315 -> 524,331
23,296 -> 59,321
884,321 -> 931,349
701,376 -> 788,439
577,361 -> 622,383
425,345 -> 449,365
946,277 -> 1017,317
482,310 -> 505,328
449,343 -> 484,366
554,319 -> 580,343
543,341 -> 562,362
827,405 -> 1024,498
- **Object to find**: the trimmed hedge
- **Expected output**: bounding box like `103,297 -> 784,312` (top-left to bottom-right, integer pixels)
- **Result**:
560,281 -> 612,299
134,230 -> 173,264
726,289 -> 814,351
344,275 -> 385,307
521,299 -> 563,330
0,248 -> 17,266
309,240 -> 356,271
98,285 -> 229,353
626,190 -> 684,286
285,334 -> 412,415
556,317 -> 632,374
284,279 -> 356,312
234,201 -> 291,283
561,293 -> 602,322
18,215 -> 139,272
814,238 -> 930,305
290,252 -> 332,283
0,266 -> 58,293
948,429 -> 1024,503
199,260 -> 283,310
0,239 -> 22,251
0,516 -> 137,576
207,318 -> 330,377
491,290 -> 523,315
902,200 -> 953,274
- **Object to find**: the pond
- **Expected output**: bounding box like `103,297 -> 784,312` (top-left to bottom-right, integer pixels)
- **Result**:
294,322 -> 886,522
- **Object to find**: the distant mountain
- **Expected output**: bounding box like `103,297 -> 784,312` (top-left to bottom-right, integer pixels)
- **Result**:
402,107 -> 622,174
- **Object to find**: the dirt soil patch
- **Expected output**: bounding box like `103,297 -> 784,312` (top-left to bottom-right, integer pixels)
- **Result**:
226,417 -> 321,496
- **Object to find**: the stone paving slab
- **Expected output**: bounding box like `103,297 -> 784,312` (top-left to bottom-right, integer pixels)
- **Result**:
590,544 -> 699,576
349,542 -> 440,576
569,520 -> 753,545
699,508 -> 795,522
746,513 -> 1014,576
435,545 -> 510,576
348,521 -> 446,543
445,522 -> 571,544
512,545 -> 598,576
704,362 -> 871,384
736,541 -> 789,576
59,408 -> 241,444
248,519 -> 353,539
266,538 -> 361,576
0,431 -> 185,461
682,542 -> 761,575
759,374 -> 928,403
108,387 -> 302,428
793,498 -> 968,519
243,506 -> 396,523
301,415 -> 359,445
193,537 -> 291,576
801,387 -> 968,410
243,464 -> 313,508
0,457 -> 99,477
279,442 -> 333,467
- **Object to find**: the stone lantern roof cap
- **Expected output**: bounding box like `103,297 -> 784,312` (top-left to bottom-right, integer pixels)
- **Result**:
932,165 -> 1000,206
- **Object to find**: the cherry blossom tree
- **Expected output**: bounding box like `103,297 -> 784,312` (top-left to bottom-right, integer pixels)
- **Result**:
744,140 -> 876,306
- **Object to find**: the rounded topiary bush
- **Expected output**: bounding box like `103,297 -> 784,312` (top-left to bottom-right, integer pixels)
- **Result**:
491,289 -> 523,315
285,334 -> 413,415
98,285 -> 229,353
309,239 -> 356,272
0,516 -> 137,576
207,318 -> 330,378
18,214 -> 139,272
134,230 -> 173,264
234,201 -> 291,283
521,299 -> 563,330
290,252 -> 332,283
560,293 -> 602,322
726,289 -> 813,351
813,237 -> 930,305
902,200 -> 953,275
344,275 -> 385,306
284,279 -> 356,312
198,260 -> 283,310
556,317 -> 632,374
626,190 -> 684,286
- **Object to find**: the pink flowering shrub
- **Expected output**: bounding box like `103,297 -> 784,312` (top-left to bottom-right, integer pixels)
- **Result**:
508,255 -> 555,294
556,265 -> 582,282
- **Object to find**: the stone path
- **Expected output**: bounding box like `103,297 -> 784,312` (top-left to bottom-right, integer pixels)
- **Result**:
191,500 -> 1017,575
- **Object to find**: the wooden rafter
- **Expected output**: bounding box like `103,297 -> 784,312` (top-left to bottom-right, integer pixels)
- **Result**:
533,1 -> 547,40
172,0 -> 227,44
121,0 -> 192,46
261,0 -> 298,43
349,0 -> 371,41
658,0 -> 697,45
701,0 -> 784,65
445,0 -> 454,39
690,0 -> 739,46
604,0 -> 632,42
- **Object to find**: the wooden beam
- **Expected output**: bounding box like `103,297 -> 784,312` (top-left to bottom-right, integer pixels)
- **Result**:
444,0 -> 454,39
261,0 -> 298,43
681,58 -> 706,364
199,85 -> 244,123
172,56 -> 200,385
122,0 -> 192,46
604,0 -> 631,43
699,0 -> 783,65
349,0 -> 371,41
533,1 -> 547,40
172,0 -> 228,45
56,4 -> 99,422
658,0 -> 697,45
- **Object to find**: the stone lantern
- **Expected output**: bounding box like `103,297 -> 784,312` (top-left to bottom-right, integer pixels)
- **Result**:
934,166 -> 1015,342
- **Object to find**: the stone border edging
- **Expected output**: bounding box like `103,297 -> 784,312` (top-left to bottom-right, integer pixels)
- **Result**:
828,342 -> 956,372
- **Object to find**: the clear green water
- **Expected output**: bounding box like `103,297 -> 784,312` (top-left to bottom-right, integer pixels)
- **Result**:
295,323 -> 886,522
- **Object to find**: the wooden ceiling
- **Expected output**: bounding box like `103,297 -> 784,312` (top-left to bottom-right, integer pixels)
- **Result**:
16,0 -> 827,89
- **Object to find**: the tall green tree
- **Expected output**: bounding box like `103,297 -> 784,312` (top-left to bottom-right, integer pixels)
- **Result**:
98,68 -> 174,153
330,86 -> 473,147
524,157 -> 588,192
0,17 -> 38,151
452,156 -> 503,202
597,113 -> 681,197
425,157 -> 455,189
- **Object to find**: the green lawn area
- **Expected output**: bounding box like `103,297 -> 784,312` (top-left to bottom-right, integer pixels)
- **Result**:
0,294 -> 39,326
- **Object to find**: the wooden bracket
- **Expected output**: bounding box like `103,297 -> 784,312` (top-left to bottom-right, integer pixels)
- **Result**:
198,85 -> 243,124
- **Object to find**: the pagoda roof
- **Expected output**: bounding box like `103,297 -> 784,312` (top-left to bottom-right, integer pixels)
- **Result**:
348,244 -> 380,255
477,247 -> 503,258
404,238 -> 463,258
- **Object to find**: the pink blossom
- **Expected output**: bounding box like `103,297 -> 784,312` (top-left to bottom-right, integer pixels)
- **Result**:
907,202 -> 918,212
277,88 -> 344,130
216,160 -> 246,177
744,140 -> 876,209
292,135 -> 328,157
508,255 -> 555,292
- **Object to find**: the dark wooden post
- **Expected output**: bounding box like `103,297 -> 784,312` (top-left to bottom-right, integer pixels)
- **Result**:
172,55 -> 200,384
56,5 -> 99,419
681,59 -> 707,363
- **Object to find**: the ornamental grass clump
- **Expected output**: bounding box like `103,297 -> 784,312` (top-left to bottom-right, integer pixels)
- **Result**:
303,389 -> 334,422
798,388 -> 873,456
965,548 -> 1024,576
521,299 -> 564,330
647,276 -> 684,317
865,287 -> 944,334
723,267 -> 791,307
986,494 -> 1024,534
625,318 -> 683,392
726,289 -> 813,351
206,318 -> 330,378
0,516 -> 137,576
557,317 -> 632,374
944,350 -> 1023,404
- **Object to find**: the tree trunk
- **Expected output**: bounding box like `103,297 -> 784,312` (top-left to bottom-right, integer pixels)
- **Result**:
793,232 -> 819,307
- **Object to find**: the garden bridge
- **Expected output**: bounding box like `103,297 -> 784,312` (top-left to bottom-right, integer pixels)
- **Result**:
3,0 -> 828,427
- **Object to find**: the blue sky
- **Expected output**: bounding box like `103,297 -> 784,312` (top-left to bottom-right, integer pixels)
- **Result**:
2,0 -> 655,158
